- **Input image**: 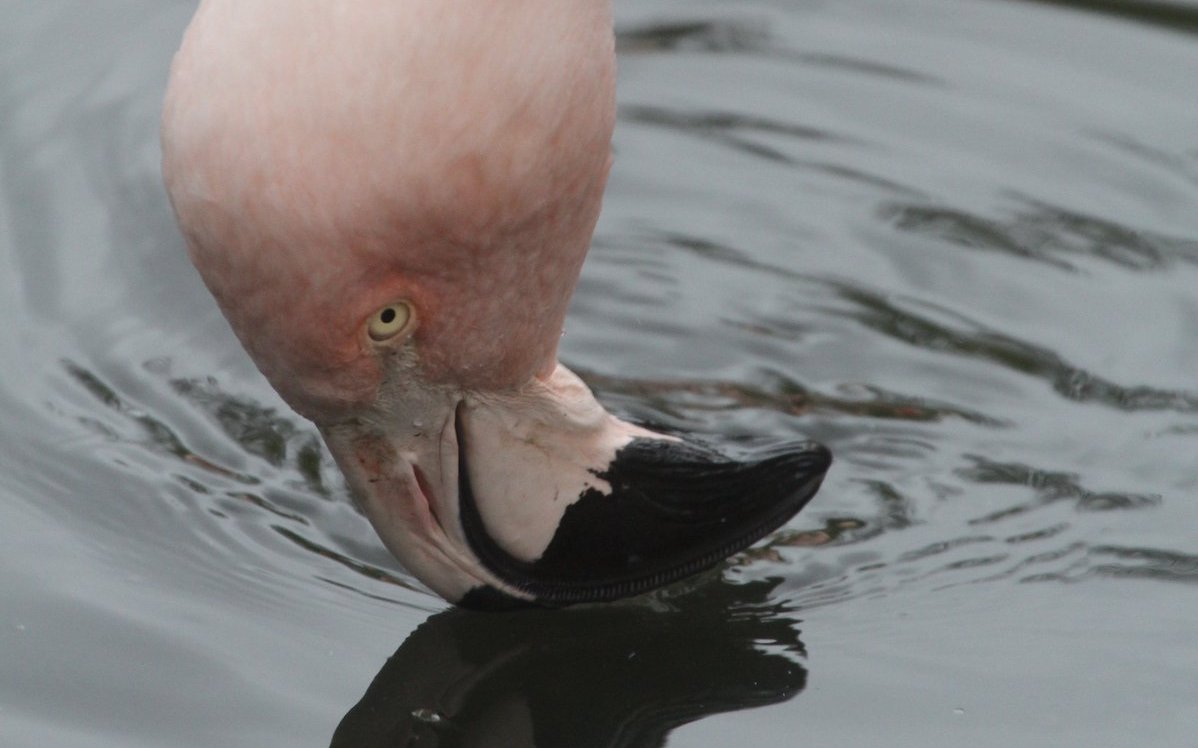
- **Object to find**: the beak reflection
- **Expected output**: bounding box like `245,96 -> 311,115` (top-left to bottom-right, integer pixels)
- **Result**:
331,578 -> 808,747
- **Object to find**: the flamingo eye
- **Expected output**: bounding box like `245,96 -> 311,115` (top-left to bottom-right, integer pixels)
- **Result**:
367,301 -> 414,342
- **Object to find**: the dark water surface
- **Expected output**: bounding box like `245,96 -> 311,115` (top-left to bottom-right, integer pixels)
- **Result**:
4,1 -> 1198,746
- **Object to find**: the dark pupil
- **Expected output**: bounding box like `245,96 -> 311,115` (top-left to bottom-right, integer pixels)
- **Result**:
380,308 -> 397,324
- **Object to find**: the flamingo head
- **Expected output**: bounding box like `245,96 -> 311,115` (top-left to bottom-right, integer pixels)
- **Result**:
161,0 -> 830,608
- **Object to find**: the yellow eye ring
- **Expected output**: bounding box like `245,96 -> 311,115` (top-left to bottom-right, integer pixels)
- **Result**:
366,301 -> 414,342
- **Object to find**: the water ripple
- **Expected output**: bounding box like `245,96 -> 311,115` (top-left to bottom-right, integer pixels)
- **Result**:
1087,545 -> 1198,583
621,104 -> 851,165
960,456 -> 1163,522
883,199 -> 1198,272
1012,0 -> 1198,35
616,18 -> 940,83
57,358 -> 422,604
617,18 -> 772,54
837,285 -> 1198,413
581,367 -> 1003,427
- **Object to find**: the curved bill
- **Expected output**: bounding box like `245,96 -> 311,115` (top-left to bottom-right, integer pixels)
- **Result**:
457,414 -> 830,607
324,365 -> 831,609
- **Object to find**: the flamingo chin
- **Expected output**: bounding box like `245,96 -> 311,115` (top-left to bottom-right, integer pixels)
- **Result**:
162,0 -> 831,609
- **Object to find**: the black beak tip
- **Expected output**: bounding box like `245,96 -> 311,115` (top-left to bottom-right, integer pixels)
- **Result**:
457,433 -> 834,609
775,438 -> 833,474
776,439 -> 833,499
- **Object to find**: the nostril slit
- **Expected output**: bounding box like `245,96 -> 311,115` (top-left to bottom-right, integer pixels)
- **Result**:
413,465 -> 440,526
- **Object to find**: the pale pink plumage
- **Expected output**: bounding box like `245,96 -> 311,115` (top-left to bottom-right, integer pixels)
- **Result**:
163,0 -> 615,421
162,0 -> 830,608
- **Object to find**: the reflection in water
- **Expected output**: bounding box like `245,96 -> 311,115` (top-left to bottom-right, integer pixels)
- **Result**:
331,579 -> 806,748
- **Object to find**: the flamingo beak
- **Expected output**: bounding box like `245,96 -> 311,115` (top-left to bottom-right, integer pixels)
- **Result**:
322,365 -> 830,609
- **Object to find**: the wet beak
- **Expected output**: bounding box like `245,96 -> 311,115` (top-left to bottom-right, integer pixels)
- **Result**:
322,365 -> 831,609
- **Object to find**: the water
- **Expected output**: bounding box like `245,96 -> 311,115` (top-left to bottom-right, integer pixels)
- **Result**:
3,1 -> 1197,746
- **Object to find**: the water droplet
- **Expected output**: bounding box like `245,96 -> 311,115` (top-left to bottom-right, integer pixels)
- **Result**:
412,708 -> 443,724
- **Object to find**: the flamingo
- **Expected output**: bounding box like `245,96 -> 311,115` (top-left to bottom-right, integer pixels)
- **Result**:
160,0 -> 831,608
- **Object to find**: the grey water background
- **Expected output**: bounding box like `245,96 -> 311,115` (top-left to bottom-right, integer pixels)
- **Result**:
3,0 -> 1198,745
